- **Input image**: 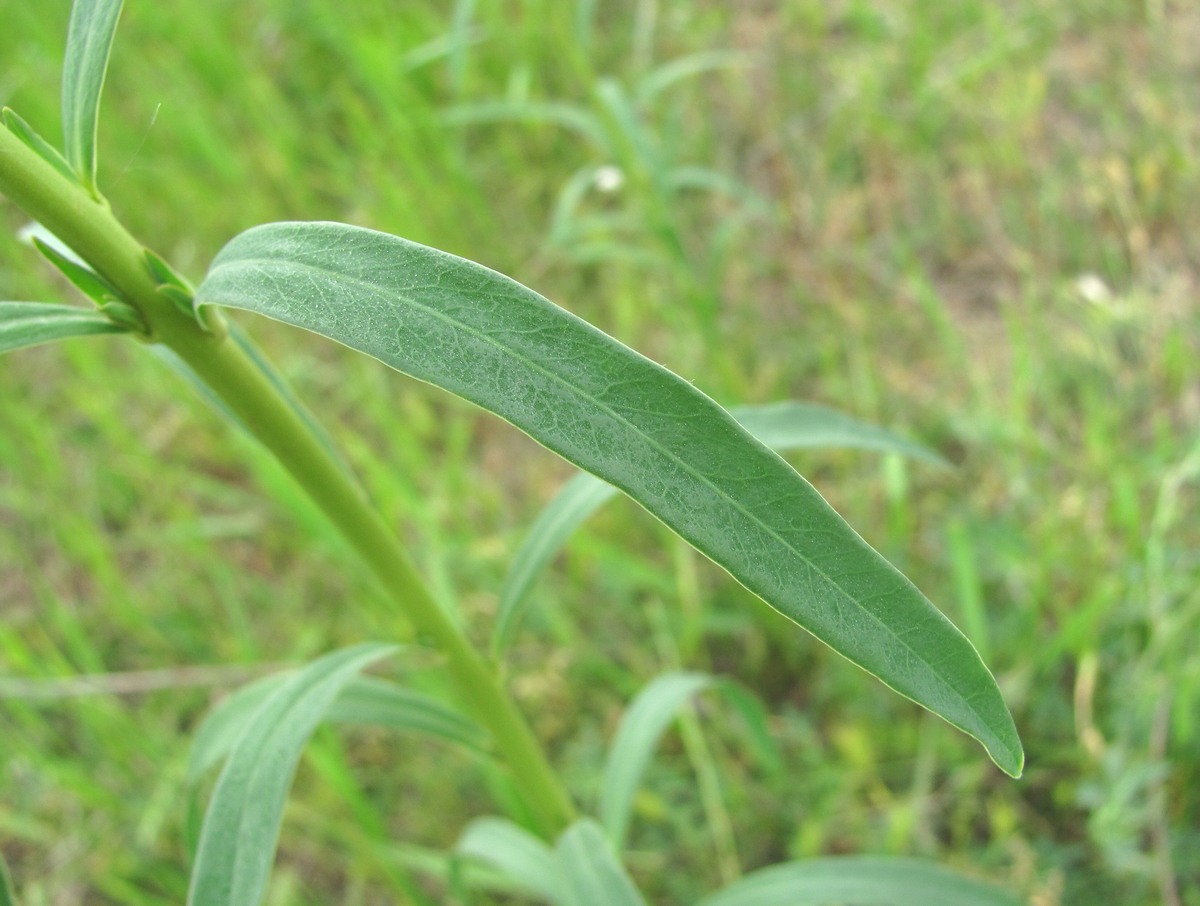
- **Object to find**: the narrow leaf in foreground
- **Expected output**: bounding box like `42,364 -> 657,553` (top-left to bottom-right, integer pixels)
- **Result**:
0,301 -> 127,355
694,856 -> 1022,906
457,816 -> 561,902
600,672 -> 713,850
61,0 -> 125,192
555,819 -> 647,906
188,643 -> 397,906
195,221 -> 1023,777
493,400 -> 946,656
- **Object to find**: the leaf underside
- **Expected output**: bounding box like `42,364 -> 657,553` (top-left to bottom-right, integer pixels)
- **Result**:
195,221 -> 1022,777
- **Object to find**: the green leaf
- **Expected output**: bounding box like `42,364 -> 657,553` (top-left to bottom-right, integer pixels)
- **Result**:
493,401 -> 946,656
456,816 -> 561,902
695,857 -> 1022,906
599,672 -> 714,849
0,301 -> 128,355
194,221 -> 1023,778
0,850 -> 17,906
188,643 -> 397,906
32,236 -> 122,305
326,676 -> 488,752
729,401 -> 947,465
61,0 -> 125,192
493,472 -> 614,656
188,670 -> 484,784
2,107 -> 77,185
554,819 -> 647,906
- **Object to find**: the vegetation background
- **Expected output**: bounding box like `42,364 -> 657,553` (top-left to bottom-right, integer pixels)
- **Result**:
1,1 -> 1198,903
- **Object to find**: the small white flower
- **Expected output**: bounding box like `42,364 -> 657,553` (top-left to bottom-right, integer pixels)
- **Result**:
1074,273 -> 1112,305
594,165 -> 625,194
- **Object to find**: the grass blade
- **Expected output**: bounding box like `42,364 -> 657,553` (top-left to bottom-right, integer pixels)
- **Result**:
61,0 -> 124,193
695,857 -> 1022,906
0,301 -> 127,355
599,672 -> 714,849
0,851 -> 17,906
493,473 -> 614,655
494,401 -> 946,656
195,221 -> 1023,778
555,819 -> 648,906
456,816 -> 561,901
188,643 -> 397,906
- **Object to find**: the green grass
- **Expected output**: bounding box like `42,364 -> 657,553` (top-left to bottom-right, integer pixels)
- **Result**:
2,0 -> 1199,903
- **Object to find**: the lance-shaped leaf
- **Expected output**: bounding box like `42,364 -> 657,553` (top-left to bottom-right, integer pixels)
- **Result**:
0,301 -> 128,355
3,108 -> 77,185
554,819 -> 647,906
600,672 -> 713,849
695,856 -> 1022,906
188,643 -> 397,906
0,850 -> 16,906
194,221 -> 1023,778
456,816 -> 561,902
493,401 -> 946,656
61,0 -> 125,192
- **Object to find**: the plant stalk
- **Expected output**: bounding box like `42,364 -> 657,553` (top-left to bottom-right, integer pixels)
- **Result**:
0,123 -> 575,835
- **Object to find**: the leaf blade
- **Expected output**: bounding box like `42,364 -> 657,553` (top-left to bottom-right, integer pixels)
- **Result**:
0,301 -> 127,355
494,401 -> 946,656
599,672 -> 714,849
187,643 -> 397,906
695,856 -> 1022,906
195,221 -> 1022,777
456,816 -> 561,902
61,0 -> 125,192
555,819 -> 648,906
187,672 -> 485,784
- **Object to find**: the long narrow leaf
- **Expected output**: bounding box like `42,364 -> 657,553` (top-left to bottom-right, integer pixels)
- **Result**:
493,401 -> 945,656
555,819 -> 647,906
61,0 -> 124,192
188,643 -> 397,906
456,816 -> 561,902
2,107 -> 77,184
188,671 -> 484,783
194,221 -> 1023,777
695,857 -> 1022,906
599,672 -> 713,849
0,851 -> 16,906
328,676 -> 488,752
0,301 -> 127,355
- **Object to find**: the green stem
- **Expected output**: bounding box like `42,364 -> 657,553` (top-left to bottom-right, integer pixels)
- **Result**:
0,123 -> 575,835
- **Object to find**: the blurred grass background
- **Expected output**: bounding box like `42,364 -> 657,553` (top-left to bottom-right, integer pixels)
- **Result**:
1,0 -> 1198,903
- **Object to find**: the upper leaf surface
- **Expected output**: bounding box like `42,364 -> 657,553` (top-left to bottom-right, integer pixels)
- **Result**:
493,400 -> 946,655
195,221 -> 1022,777
61,0 -> 124,192
0,301 -> 127,355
